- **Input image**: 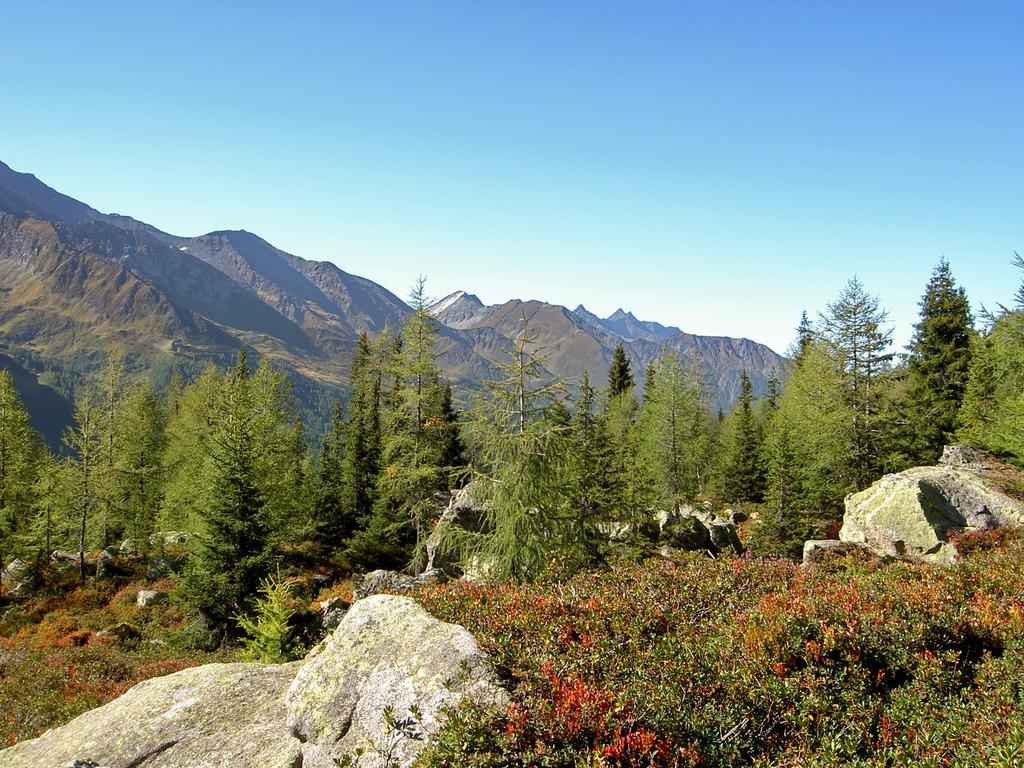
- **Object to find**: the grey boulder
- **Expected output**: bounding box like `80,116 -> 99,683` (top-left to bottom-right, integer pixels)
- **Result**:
286,594 -> 508,768
840,463 -> 1024,565
0,662 -> 302,768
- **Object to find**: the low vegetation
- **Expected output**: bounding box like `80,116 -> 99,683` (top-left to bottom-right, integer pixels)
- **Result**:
416,531 -> 1024,767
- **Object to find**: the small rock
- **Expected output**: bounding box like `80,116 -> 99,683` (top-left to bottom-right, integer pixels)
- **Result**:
802,539 -> 871,566
318,597 -> 348,632
119,538 -> 141,556
95,550 -> 120,580
940,444 -> 989,468
1,558 -> 32,597
136,589 -> 169,608
146,554 -> 183,581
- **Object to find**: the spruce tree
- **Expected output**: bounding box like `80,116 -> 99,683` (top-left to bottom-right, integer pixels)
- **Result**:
342,332 -> 385,540
179,350 -> 275,639
349,280 -> 451,571
561,371 -> 618,564
722,372 -> 764,503
313,401 -> 351,547
904,259 -> 974,461
607,344 -> 634,398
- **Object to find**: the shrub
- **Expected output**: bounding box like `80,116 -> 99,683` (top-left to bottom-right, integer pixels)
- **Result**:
414,532 -> 1024,767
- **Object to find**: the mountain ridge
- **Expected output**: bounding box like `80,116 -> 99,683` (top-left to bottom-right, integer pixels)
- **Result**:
0,159 -> 786,442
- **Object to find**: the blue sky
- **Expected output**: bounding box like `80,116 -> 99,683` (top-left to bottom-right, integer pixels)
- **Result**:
2,1 -> 1021,354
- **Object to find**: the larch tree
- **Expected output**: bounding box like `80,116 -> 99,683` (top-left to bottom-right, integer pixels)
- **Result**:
637,351 -> 713,511
63,391 -> 102,582
457,311 -> 570,581
819,277 -> 894,489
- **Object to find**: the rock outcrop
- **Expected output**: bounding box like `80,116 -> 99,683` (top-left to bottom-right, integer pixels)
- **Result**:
659,506 -> 743,557
839,451 -> 1024,565
286,594 -> 508,768
424,484 -> 488,575
0,595 -> 507,768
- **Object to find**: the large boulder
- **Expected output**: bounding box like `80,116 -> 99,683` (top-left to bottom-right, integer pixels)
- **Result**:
839,464 -> 1024,564
0,662 -> 302,768
286,594 -> 508,768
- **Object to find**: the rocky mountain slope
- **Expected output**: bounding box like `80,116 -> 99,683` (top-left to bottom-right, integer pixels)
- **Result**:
430,292 -> 786,408
0,159 -> 786,440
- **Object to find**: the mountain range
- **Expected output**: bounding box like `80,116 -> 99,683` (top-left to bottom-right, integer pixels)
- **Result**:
0,159 -> 786,445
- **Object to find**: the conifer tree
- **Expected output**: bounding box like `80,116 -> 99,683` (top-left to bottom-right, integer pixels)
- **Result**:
758,341 -> 854,557
819,277 -> 894,488
637,352 -> 712,511
456,312 -> 569,581
607,344 -> 634,398
349,280 -> 452,571
795,311 -> 815,362
313,402 -> 351,547
903,259 -> 974,461
0,371 -> 41,588
561,371 -> 618,563
342,332 -> 386,538
63,391 -> 101,582
95,353 -> 128,546
722,372 -> 764,503
179,350 -> 276,639
159,365 -> 223,533
116,381 -> 167,542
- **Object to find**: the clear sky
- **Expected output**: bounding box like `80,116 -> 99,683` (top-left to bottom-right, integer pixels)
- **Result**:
2,1 -> 1021,354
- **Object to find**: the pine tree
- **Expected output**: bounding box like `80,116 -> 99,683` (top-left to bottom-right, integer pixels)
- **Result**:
903,259 -> 974,461
179,350 -> 276,638
342,332 -> 386,540
722,372 -> 764,503
0,371 -> 42,589
607,344 -> 634,398
819,277 -> 894,488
